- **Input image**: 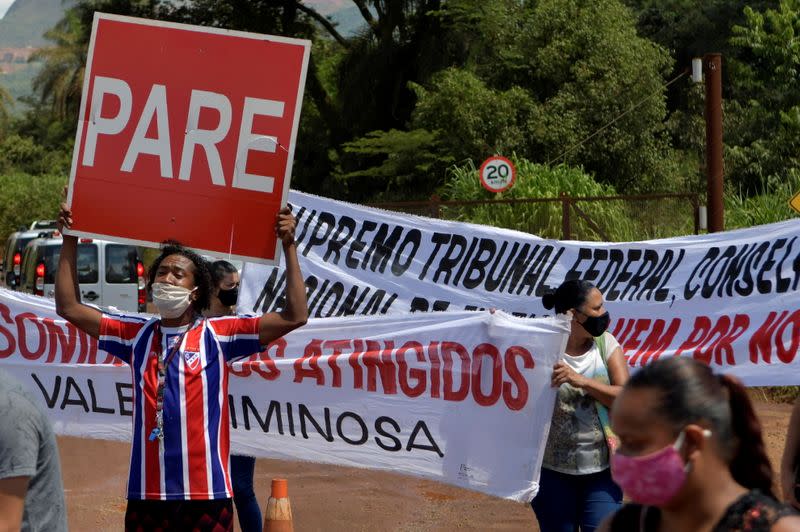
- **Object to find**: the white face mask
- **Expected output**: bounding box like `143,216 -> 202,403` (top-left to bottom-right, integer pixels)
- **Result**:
151,282 -> 196,318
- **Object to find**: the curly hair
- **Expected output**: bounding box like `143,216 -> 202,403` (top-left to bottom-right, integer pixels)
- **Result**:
147,240 -> 212,313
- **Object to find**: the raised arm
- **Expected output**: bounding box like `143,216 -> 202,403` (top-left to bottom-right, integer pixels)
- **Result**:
258,206 -> 308,345
54,204 -> 101,338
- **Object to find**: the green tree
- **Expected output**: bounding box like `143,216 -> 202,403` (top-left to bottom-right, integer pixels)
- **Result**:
0,133 -> 71,175
415,0 -> 678,192
441,157 -> 648,240
343,0 -> 682,196
30,9 -> 87,125
23,0 -> 687,201
624,0 -> 776,61
622,1 -> 783,196
0,83 -> 12,130
0,172 -> 67,239
331,66 -> 538,200
726,0 -> 800,193
517,0 -> 677,192
410,68 -> 538,162
725,169 -> 800,229
30,1 -> 462,197
332,128 -> 454,201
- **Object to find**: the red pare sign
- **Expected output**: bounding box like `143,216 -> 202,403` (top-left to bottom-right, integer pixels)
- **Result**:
66,13 -> 310,264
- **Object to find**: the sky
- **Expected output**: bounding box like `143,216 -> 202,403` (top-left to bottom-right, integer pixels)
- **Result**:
0,0 -> 13,19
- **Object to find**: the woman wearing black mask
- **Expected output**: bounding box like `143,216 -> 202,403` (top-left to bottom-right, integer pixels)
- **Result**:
209,260 -> 241,315
207,260 -> 262,532
531,279 -> 629,532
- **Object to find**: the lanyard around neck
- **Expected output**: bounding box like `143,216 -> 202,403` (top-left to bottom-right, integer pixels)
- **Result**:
155,321 -> 191,374
149,319 -> 198,442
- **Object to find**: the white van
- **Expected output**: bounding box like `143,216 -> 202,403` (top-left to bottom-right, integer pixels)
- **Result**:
28,220 -> 59,231
18,235 -> 146,312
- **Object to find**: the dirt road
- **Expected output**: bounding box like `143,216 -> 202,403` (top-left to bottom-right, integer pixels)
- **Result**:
59,401 -> 794,531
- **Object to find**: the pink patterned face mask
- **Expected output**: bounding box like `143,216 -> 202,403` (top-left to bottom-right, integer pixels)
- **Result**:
610,430 -> 710,507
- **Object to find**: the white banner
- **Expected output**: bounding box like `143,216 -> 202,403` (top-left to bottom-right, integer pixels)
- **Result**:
0,289 -> 569,502
241,191 -> 800,386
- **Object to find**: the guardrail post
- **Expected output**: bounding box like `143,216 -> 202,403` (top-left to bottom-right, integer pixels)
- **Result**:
561,193 -> 571,240
692,194 -> 701,235
429,194 -> 441,218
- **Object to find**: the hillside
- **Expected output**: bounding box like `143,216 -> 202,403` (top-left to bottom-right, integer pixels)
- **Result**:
328,5 -> 367,35
0,0 -> 71,47
0,0 -> 364,50
305,0 -> 368,36
0,0 -> 73,104
0,0 -> 362,104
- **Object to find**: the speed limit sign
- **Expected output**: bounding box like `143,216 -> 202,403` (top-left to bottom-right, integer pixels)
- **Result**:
479,155 -> 516,193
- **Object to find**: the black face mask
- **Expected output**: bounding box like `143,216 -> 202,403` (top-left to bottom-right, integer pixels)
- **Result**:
578,310 -> 610,337
218,287 -> 239,307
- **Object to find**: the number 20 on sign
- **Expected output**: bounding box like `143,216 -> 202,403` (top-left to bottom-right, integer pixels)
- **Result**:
479,156 -> 516,193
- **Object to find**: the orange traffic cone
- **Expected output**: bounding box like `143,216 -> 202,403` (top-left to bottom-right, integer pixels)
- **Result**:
263,478 -> 293,532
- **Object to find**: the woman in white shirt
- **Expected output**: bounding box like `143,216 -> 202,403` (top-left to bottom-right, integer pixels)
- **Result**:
531,279 -> 629,532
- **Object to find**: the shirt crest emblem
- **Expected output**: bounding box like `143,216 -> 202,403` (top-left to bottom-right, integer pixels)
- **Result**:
184,350 -> 201,370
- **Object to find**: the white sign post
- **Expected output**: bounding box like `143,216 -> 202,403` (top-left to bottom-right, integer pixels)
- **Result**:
479,155 -> 516,193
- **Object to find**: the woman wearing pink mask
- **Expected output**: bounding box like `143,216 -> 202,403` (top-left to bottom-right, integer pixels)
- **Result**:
603,357 -> 800,531
531,279 -> 629,532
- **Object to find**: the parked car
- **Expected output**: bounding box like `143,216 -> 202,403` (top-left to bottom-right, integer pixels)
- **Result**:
2,229 -> 51,290
17,235 -> 147,312
28,220 -> 59,231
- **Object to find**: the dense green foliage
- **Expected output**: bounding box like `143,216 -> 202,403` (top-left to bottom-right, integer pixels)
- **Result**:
440,157 -> 698,241
726,169 -> 800,229
339,0 -> 680,195
726,1 -> 800,193
0,0 -> 798,242
441,158 -> 633,240
0,0 -> 679,199
0,0 -> 72,47
626,0 -> 799,196
0,172 -> 67,239
0,85 -> 12,127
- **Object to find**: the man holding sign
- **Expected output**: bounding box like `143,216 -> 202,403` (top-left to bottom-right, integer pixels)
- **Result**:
51,13 -> 310,529
55,204 -> 308,530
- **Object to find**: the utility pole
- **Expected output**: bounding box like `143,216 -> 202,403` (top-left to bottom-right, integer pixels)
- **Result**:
704,53 -> 724,232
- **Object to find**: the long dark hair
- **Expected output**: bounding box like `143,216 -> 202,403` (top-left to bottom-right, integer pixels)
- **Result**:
210,260 -> 238,286
542,279 -> 596,314
147,241 -> 212,313
626,357 -> 774,497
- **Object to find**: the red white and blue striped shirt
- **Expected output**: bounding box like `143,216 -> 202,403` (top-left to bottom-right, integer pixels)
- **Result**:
99,312 -> 261,500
